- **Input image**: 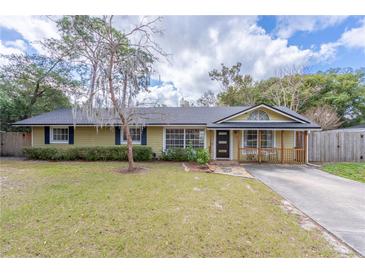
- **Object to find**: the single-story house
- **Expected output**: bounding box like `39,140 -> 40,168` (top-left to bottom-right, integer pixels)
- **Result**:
13,103 -> 321,163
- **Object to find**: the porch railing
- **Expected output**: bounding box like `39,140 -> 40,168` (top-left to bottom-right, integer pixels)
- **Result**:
238,147 -> 305,164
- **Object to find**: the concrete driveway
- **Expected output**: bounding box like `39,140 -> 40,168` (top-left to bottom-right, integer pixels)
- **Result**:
245,164 -> 365,256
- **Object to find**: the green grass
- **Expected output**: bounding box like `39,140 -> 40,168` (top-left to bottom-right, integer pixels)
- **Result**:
322,163 -> 365,183
0,160 -> 341,257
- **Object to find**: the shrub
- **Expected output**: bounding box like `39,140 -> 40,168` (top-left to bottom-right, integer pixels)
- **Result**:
196,149 -> 210,165
186,143 -> 197,162
23,145 -> 153,161
161,147 -> 210,164
161,148 -> 189,161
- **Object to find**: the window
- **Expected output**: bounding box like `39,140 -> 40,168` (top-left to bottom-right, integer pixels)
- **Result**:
165,128 -> 205,150
248,110 -> 269,120
51,127 -> 69,143
260,130 -> 274,148
244,130 -> 257,147
122,127 -> 141,144
243,130 -> 274,148
165,129 -> 184,149
185,129 -> 205,148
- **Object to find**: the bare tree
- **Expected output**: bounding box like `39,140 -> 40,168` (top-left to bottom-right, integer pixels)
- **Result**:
260,65 -> 318,112
303,105 -> 343,130
179,97 -> 195,107
52,15 -> 165,172
196,90 -> 217,107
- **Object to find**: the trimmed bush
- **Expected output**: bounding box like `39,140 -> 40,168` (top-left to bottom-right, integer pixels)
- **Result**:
161,147 -> 210,164
161,148 -> 189,161
23,145 -> 153,161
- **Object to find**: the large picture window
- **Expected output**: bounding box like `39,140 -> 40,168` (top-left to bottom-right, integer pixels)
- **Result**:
243,130 -> 274,148
51,127 -> 69,143
122,127 -> 141,144
165,128 -> 205,150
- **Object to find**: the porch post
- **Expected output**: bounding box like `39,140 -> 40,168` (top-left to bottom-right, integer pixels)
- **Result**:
258,130 -> 261,163
304,130 -> 308,163
236,131 -> 240,161
281,130 -> 284,164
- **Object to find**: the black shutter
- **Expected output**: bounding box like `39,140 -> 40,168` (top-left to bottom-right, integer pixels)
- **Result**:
115,126 -> 121,145
141,127 -> 147,145
44,126 -> 50,144
68,126 -> 74,144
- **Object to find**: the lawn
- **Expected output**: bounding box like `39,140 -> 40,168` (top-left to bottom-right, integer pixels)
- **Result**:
322,162 -> 365,183
1,160 -> 341,257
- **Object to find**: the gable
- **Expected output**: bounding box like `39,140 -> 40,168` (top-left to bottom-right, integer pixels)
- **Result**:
227,107 -> 294,122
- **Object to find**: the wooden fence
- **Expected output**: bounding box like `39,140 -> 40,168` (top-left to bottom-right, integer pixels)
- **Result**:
308,129 -> 365,162
0,132 -> 31,157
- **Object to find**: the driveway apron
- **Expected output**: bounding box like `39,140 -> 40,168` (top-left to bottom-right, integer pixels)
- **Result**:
245,164 -> 365,256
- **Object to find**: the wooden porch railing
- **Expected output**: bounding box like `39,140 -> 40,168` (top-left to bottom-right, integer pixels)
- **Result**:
238,147 -> 305,164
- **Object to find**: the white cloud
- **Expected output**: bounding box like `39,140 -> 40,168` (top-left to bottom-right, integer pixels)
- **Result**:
0,16 -> 58,53
317,19 -> 365,57
0,40 -> 25,55
137,82 -> 182,106
3,39 -> 27,51
0,15 -> 346,106
339,20 -> 365,49
151,16 -> 333,105
275,16 -> 348,38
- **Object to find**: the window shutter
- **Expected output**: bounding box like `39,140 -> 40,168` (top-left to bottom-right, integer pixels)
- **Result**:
115,126 -> 121,145
44,126 -> 50,144
141,127 -> 147,145
68,126 -> 74,144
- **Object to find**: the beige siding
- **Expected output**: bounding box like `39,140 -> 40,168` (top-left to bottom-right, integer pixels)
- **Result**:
33,127 -> 44,146
32,126 -> 114,147
206,130 -> 214,158
232,130 -> 242,160
147,127 -> 163,155
228,107 -> 293,122
74,127 -> 114,146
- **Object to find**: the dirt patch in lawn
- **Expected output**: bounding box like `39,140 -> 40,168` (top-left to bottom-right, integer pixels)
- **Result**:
0,166 -> 33,193
115,166 -> 149,174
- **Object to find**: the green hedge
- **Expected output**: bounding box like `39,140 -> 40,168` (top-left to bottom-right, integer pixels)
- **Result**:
23,146 -> 153,161
161,147 -> 210,164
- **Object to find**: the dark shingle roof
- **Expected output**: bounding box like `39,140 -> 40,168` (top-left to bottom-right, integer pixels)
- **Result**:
348,123 -> 365,129
13,105 -> 320,129
207,122 -> 319,129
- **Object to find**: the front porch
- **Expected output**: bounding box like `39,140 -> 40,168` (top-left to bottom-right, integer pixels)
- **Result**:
207,129 -> 308,164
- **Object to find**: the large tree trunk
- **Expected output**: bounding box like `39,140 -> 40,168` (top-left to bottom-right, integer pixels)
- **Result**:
120,115 -> 134,172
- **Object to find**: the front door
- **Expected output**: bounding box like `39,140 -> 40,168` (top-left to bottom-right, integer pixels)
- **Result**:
216,130 -> 230,158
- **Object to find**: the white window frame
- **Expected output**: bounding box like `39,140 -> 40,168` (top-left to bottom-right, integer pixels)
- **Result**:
242,130 -> 275,148
121,126 -> 142,145
50,126 -> 69,144
163,127 -> 206,151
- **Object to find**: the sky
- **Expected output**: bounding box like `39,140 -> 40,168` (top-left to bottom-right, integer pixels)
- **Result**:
0,15 -> 364,106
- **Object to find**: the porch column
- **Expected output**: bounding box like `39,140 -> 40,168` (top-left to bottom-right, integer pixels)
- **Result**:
281,130 -> 284,164
258,130 -> 261,163
236,130 -> 240,161
304,130 -> 308,163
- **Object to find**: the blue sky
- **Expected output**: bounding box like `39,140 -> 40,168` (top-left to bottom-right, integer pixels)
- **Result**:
0,16 -> 364,105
